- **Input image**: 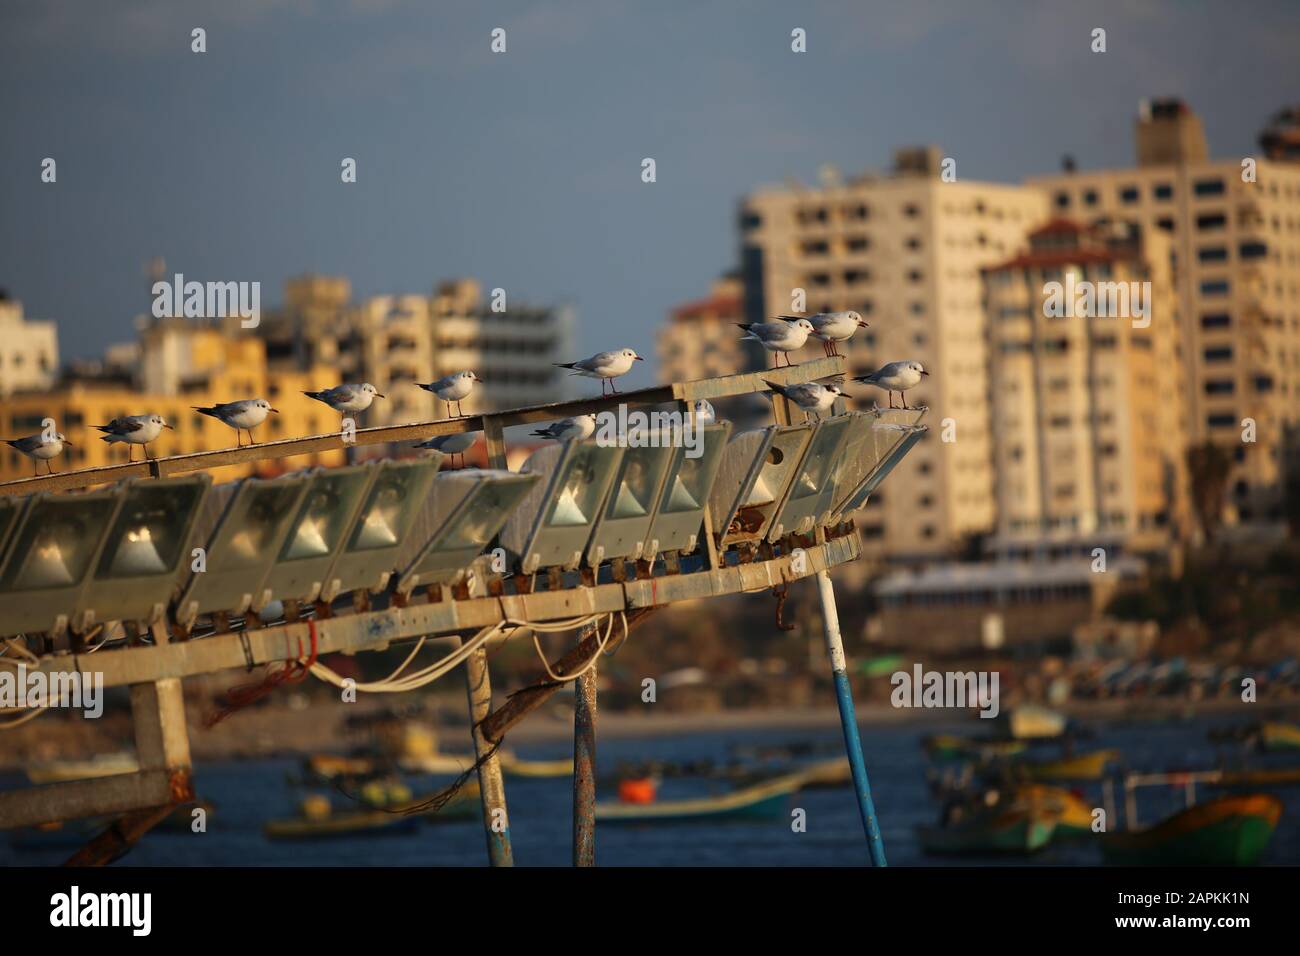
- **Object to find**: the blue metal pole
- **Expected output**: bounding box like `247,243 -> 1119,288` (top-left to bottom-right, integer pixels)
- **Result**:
815,567 -> 887,866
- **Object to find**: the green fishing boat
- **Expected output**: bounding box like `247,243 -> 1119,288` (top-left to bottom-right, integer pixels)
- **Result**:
917,808 -> 1056,856
1101,794 -> 1282,865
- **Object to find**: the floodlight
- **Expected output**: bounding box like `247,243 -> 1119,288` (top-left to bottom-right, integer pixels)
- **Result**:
826,408 -> 930,520
0,488 -> 123,636
584,443 -> 676,565
259,465 -> 377,605
499,441 -> 625,574
832,422 -> 928,520
396,469 -> 542,593
71,476 -> 211,632
174,474 -> 313,628
641,423 -> 732,557
320,455 -> 444,601
765,415 -> 854,541
0,496 -> 27,571
708,423 -> 814,546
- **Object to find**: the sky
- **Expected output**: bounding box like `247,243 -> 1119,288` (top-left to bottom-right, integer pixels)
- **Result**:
2,0 -> 1297,389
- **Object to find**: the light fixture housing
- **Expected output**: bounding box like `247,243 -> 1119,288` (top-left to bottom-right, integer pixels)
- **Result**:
0,496 -> 27,572
0,487 -> 123,636
708,423 -> 814,546
259,465 -> 377,606
396,468 -> 541,594
830,420 -> 928,521
499,440 -> 625,574
174,473 -> 313,628
319,455 -> 444,602
641,422 -> 732,557
584,443 -> 676,566
765,415 -> 854,541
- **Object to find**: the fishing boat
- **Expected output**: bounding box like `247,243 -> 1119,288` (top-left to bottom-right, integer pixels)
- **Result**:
917,807 -> 1056,855
595,773 -> 799,824
1260,721 -> 1300,752
26,752 -> 139,784
1019,749 -> 1118,782
500,754 -> 574,778
1013,784 -> 1095,839
923,734 -> 1026,763
1101,794 -> 1282,865
1215,766 -> 1300,788
264,786 -> 478,840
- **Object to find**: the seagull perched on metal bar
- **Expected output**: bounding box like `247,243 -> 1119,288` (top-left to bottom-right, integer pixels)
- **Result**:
737,318 -> 815,367
853,361 -> 928,409
763,379 -> 844,419
530,415 -> 597,442
192,398 -> 278,447
416,371 -> 480,417
553,349 -> 642,396
303,383 -> 384,421
777,311 -> 868,357
93,414 -> 173,461
414,431 -> 478,468
4,432 -> 72,476
691,399 -> 716,424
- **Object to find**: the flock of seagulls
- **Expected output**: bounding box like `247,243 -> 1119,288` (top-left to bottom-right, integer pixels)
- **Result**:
3,315 -> 926,476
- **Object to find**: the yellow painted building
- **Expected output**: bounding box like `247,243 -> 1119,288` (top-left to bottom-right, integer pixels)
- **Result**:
1,328 -> 345,483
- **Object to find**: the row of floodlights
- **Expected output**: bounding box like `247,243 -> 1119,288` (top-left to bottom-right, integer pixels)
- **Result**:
0,411 -> 925,638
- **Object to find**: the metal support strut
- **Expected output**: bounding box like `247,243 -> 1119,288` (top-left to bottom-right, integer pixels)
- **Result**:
462,641 -> 514,866
572,660 -> 598,867
815,568 -> 887,866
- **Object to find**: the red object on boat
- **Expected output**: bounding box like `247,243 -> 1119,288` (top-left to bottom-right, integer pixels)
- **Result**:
618,778 -> 657,804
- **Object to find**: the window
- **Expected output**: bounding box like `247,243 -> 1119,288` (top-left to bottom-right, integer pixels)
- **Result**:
1200,279 -> 1230,296
801,240 -> 829,255
1083,189 -> 1098,206
1254,375 -> 1275,393
846,236 -> 869,252
1154,183 -> 1173,200
1054,192 -> 1070,209
1239,240 -> 1268,260
1207,413 -> 1236,428
1203,346 -> 1233,362
740,212 -> 762,230
1156,217 -> 1175,231
1200,313 -> 1231,329
1204,380 -> 1235,394
1196,213 -> 1227,230
1198,247 -> 1228,263
1119,186 -> 1140,204
1194,178 -> 1226,197
903,204 -> 921,218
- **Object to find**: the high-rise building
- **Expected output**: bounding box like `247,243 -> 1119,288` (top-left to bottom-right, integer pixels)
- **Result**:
1029,99 -> 1300,526
658,275 -> 748,383
982,219 -> 1189,556
739,149 -> 1049,559
0,294 -> 59,397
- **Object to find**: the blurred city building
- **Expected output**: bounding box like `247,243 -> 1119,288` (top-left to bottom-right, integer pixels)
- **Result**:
738,147 -> 1049,561
982,219 -> 1190,557
1029,99 -> 1300,529
0,293 -> 59,397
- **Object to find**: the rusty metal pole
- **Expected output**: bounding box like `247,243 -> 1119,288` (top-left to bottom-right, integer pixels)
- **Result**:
572,648 -> 598,867
463,641 -> 514,866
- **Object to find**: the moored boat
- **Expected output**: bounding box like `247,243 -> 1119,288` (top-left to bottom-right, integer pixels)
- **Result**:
595,774 -> 798,824
917,808 -> 1056,856
1019,749 -> 1118,782
1101,794 -> 1282,865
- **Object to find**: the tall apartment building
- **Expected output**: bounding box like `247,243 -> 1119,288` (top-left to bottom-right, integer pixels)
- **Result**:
658,275 -> 749,383
0,327 -> 343,483
739,149 -> 1049,559
982,220 -> 1189,556
0,294 -> 59,396
429,279 -> 575,411
1029,99 -> 1300,526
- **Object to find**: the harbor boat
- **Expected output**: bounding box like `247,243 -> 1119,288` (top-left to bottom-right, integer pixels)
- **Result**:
264,786 -> 479,840
500,754 -> 574,778
924,734 -> 1027,762
26,752 -> 139,784
1215,766 -> 1300,788
1019,749 -> 1119,782
305,749 -> 572,779
595,773 -> 799,824
917,808 -> 1056,856
1101,794 -> 1282,865
1260,721 -> 1300,752
1004,705 -> 1067,741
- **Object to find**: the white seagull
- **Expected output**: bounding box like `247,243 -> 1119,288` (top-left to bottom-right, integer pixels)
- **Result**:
4,432 -> 72,476
193,399 -> 279,447
764,379 -> 844,419
777,311 -> 868,358
416,371 -> 480,417
553,349 -> 642,396
303,383 -> 384,420
93,414 -> 173,461
414,431 -> 479,468
737,319 -> 815,367
530,415 -> 597,442
691,399 -> 716,424
853,361 -> 929,409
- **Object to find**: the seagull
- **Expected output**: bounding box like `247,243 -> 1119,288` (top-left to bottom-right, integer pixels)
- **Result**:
192,399 -> 279,447
416,371 -> 480,417
303,383 -> 384,421
553,349 -> 642,396
763,379 -> 844,419
4,432 -> 72,476
737,319 -> 815,367
414,431 -> 478,468
853,361 -> 929,409
777,311 -> 868,357
530,415 -> 597,442
691,399 -> 716,424
93,414 -> 173,461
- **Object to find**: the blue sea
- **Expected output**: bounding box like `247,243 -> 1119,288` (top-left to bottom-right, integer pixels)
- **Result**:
4,716 -> 1298,866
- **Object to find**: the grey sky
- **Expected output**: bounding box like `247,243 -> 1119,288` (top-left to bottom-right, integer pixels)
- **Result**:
2,0 -> 1297,390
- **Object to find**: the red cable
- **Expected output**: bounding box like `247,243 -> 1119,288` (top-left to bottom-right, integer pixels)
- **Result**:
205,620 -> 320,727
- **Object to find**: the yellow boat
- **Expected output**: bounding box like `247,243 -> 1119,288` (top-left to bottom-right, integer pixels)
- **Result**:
500,755 -> 574,778
1260,722 -> 1300,752
1019,749 -> 1119,782
1012,784 -> 1095,838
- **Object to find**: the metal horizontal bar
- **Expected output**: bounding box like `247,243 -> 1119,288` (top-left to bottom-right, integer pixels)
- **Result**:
0,768 -> 190,830
55,534 -> 859,690
0,360 -> 844,497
